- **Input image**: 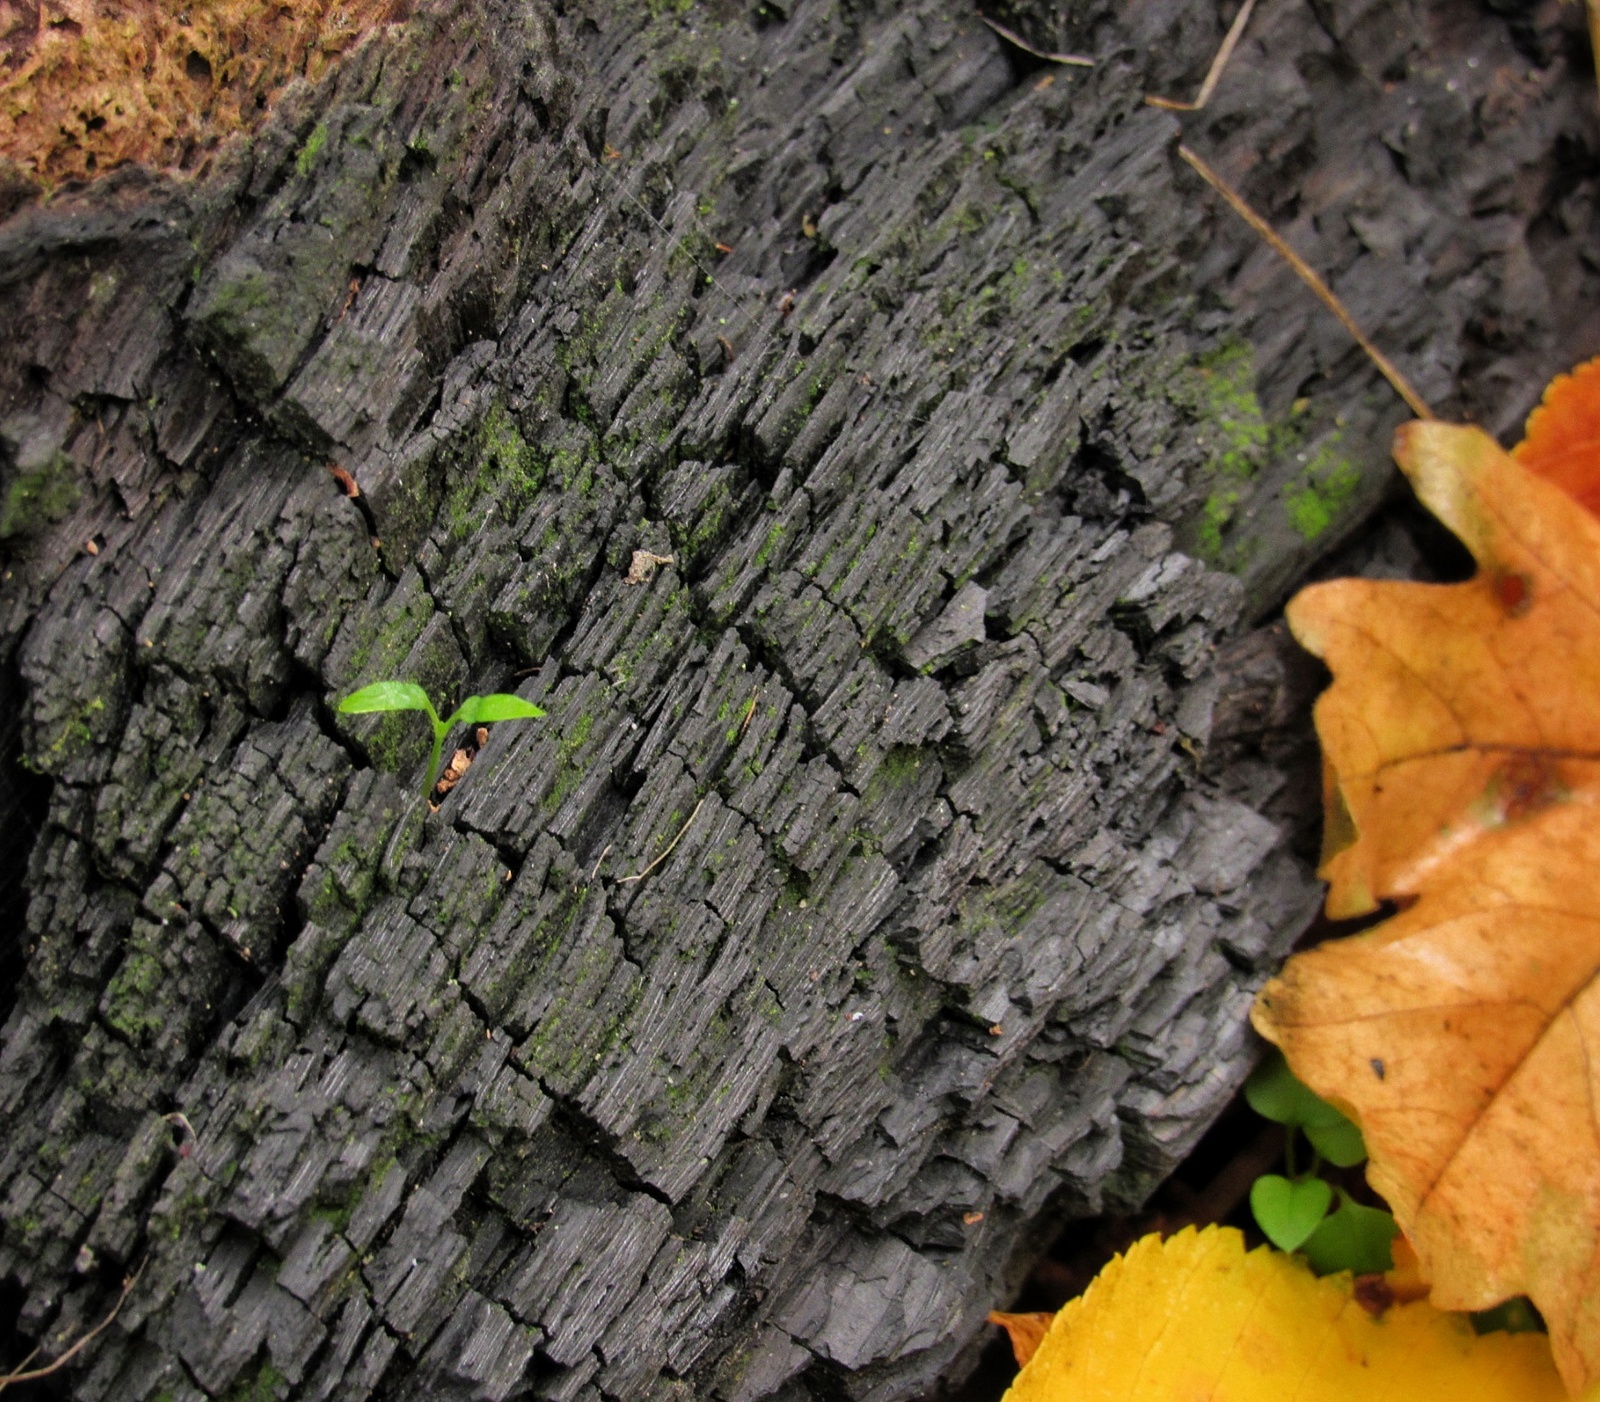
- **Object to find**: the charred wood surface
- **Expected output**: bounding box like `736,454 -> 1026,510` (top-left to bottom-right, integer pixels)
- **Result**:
0,1 -> 1595,1399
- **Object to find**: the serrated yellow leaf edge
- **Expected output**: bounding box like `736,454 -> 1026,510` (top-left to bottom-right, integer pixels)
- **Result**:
1000,1226 -> 1572,1402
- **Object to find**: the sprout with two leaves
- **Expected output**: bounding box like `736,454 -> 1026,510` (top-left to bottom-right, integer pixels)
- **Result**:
337,681 -> 544,798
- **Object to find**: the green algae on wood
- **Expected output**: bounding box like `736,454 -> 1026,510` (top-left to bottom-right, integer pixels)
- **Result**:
1284,437 -> 1362,540
1173,341 -> 1271,565
0,446 -> 80,538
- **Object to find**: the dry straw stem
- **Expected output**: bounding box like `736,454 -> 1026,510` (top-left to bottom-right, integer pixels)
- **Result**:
0,1260 -> 145,1393
617,798 -> 706,886
1146,0 -> 1258,112
1178,145 -> 1434,421
976,13 -> 1093,67
0,0 -> 399,188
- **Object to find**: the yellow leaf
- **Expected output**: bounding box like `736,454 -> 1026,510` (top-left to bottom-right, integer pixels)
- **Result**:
1254,380 -> 1600,1396
1000,1226 -> 1567,1402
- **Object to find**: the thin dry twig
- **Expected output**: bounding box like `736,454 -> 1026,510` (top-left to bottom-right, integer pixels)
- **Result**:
736,691 -> 760,741
1178,144 -> 1434,420
617,798 -> 706,886
1146,0 -> 1257,111
0,1260 -> 145,1393
977,12 -> 1093,67
0,1349 -> 40,1383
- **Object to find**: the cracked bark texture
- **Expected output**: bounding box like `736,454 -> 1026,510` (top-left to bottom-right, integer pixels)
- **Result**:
1,0 -> 1596,1398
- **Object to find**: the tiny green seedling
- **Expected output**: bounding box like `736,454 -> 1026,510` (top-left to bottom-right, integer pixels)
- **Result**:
337,681 -> 545,798
1245,1048 -> 1547,1335
1245,1048 -> 1397,1274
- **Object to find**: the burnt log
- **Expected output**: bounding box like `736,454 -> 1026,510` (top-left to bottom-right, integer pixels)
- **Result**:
0,1 -> 1595,1399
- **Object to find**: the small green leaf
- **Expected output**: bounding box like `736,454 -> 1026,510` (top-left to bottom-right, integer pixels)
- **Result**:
1471,1297 -> 1543,1336
1250,1174 -> 1333,1252
338,681 -> 436,717
1306,1116 -> 1367,1168
1245,1048 -> 1350,1130
1299,1197 -> 1397,1275
453,693 -> 547,726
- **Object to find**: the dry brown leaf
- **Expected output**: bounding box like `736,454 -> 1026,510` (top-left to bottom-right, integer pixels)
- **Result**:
1255,363 -> 1600,1395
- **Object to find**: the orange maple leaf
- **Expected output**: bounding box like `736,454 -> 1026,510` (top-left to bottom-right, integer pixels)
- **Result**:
1253,358 -> 1600,1398
1515,357 -> 1600,518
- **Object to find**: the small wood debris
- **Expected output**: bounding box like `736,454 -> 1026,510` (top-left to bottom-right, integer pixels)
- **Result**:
625,549 -> 674,584
84,538 -> 100,555
434,746 -> 475,796
801,213 -> 817,238
603,143 -> 624,161
336,276 -> 361,322
717,334 -> 736,363
329,463 -> 361,497
963,1211 -> 985,1225
433,730 -> 491,804
778,289 -> 797,319
715,241 -> 735,254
